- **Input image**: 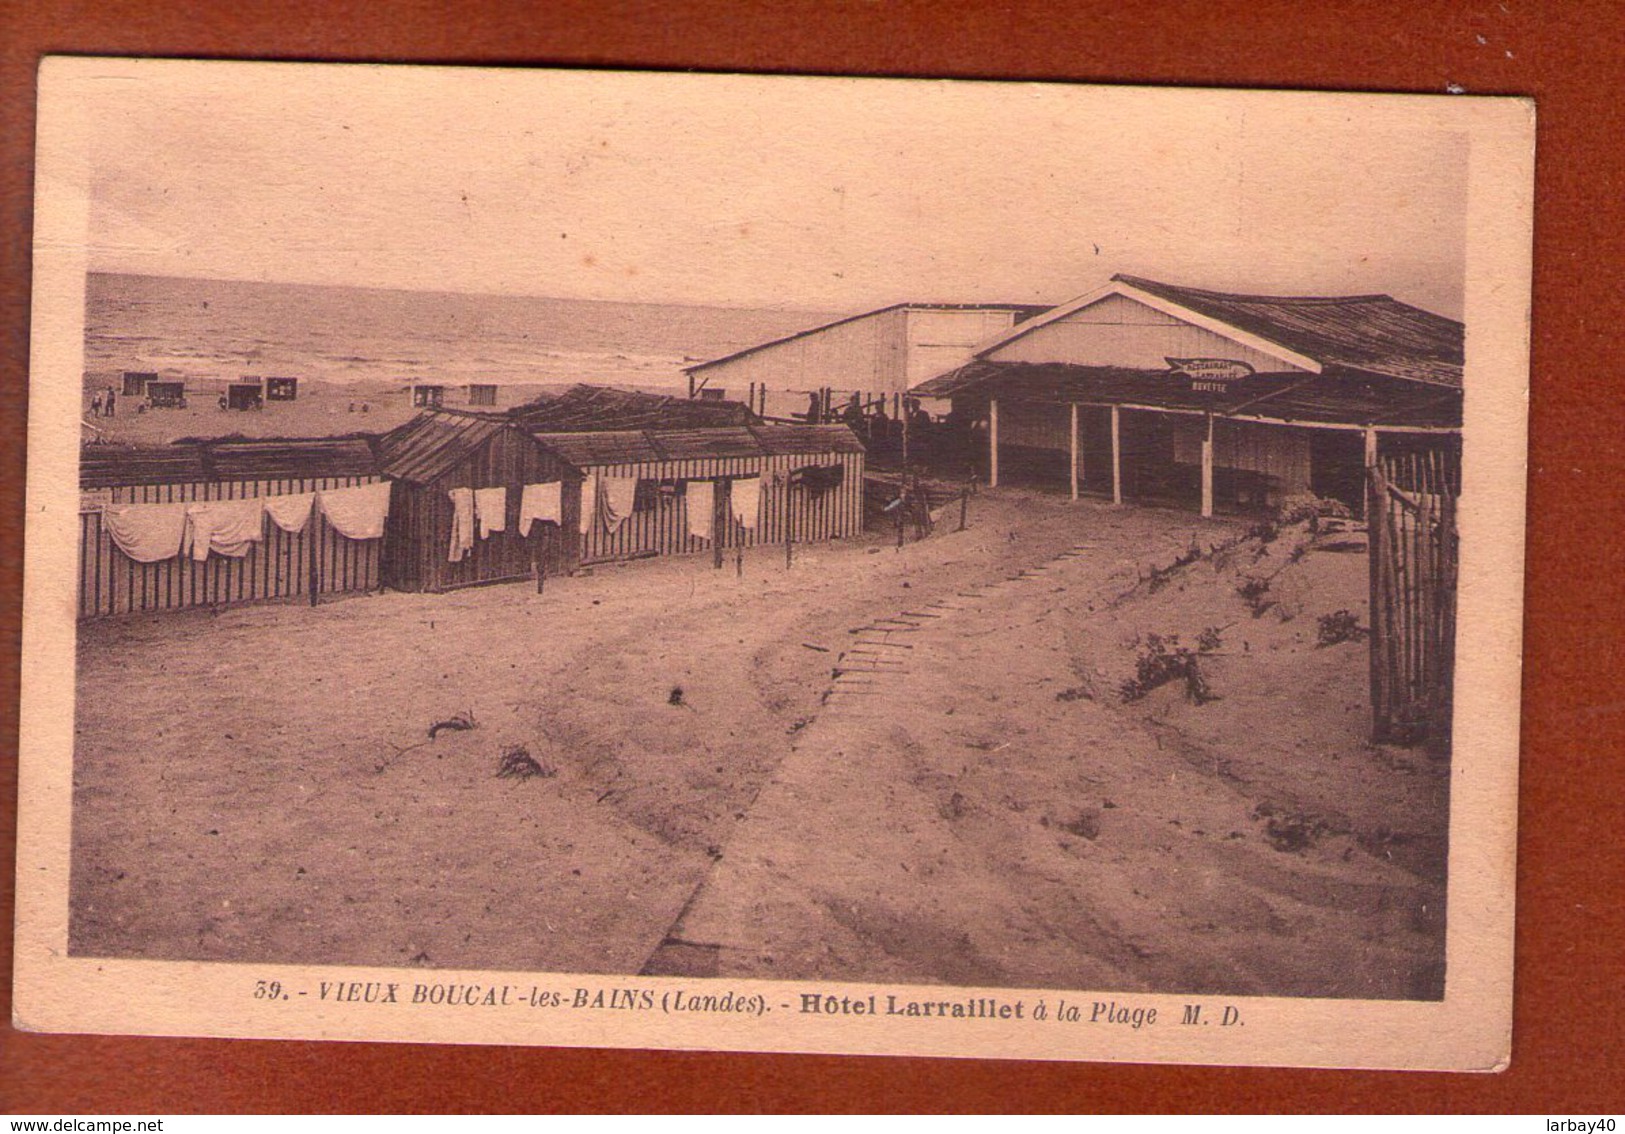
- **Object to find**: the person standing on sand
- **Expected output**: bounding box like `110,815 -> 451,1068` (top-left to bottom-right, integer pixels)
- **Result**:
104,387 -> 116,417
91,391 -> 103,418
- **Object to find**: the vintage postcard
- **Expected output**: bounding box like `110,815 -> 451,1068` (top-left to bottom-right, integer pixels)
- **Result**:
15,59 -> 1533,1069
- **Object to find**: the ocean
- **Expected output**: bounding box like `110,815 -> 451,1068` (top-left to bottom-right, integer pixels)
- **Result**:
84,273 -> 837,394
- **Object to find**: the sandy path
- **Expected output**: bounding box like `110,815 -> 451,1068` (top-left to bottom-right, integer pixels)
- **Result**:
71,491 -> 1445,997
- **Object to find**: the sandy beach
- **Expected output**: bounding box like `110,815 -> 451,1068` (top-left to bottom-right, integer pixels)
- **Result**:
70,488 -> 1447,998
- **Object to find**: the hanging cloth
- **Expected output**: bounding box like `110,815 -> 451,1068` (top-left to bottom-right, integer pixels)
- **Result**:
184,497 -> 266,561
446,487 -> 475,562
263,491 -> 316,534
685,480 -> 715,541
102,501 -> 190,563
518,482 -> 562,536
600,476 -> 638,535
579,474 -> 600,534
730,476 -> 762,530
318,482 -> 392,541
473,486 -> 507,538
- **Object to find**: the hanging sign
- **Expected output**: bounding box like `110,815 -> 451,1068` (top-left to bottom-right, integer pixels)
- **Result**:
1167,357 -> 1255,392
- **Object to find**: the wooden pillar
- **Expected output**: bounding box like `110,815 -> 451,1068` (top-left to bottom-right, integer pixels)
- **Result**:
307,495 -> 320,606
1364,426 -> 1379,467
1068,402 -> 1079,501
989,398 -> 1000,488
1200,412 -> 1214,519
1110,404 -> 1122,506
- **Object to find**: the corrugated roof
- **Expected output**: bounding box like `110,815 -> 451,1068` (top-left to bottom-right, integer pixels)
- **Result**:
80,446 -> 212,488
208,438 -> 378,480
684,303 -> 1050,375
80,437 -> 381,488
529,423 -> 865,468
376,412 -> 509,485
512,384 -> 758,431
531,430 -> 665,467
749,423 -> 867,456
915,362 -> 1461,430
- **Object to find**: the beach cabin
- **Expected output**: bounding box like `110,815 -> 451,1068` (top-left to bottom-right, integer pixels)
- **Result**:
377,412 -> 580,593
122,371 -> 157,397
265,377 -> 299,401
146,381 -> 187,409
913,275 -> 1463,517
377,402 -> 867,584
467,383 -> 498,407
411,384 -> 446,408
228,382 -> 264,411
533,423 -> 866,566
684,303 -> 1046,401
77,438 -> 385,619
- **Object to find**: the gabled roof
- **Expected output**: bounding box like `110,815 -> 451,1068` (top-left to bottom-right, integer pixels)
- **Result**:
375,412 -> 510,485
512,384 -> 758,431
971,275 -> 1464,388
684,303 -> 1051,375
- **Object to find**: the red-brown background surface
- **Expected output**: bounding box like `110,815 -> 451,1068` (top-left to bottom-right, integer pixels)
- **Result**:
2,0 -> 1621,1114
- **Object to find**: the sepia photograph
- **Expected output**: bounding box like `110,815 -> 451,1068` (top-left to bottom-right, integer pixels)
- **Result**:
16,58 -> 1532,1067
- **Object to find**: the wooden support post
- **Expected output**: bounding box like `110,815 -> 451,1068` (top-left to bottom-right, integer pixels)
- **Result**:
748,382 -> 755,413
959,485 -> 969,532
1069,402 -> 1079,502
713,480 -> 726,570
1364,426 -> 1378,467
307,495 -> 320,606
1110,404 -> 1122,506
989,398 -> 1000,488
784,474 -> 794,570
533,527 -> 546,594
1200,412 -> 1214,518
688,374 -> 695,400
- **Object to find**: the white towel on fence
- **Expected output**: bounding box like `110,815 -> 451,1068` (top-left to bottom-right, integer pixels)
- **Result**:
263,491 -> 316,534
685,480 -> 715,540
318,482 -> 392,541
601,476 -> 638,535
518,482 -> 562,535
102,501 -> 190,563
184,497 -> 266,561
474,486 -> 507,538
730,476 -> 761,530
579,474 -> 599,534
447,487 -> 475,562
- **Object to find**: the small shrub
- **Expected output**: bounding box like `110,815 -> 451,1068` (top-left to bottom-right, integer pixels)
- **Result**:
1237,576 -> 1274,617
497,744 -> 554,781
1316,609 -> 1367,647
1120,633 -> 1219,705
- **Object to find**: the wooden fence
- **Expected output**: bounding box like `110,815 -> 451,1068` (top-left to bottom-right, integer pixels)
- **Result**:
1367,450 -> 1460,747
78,476 -> 382,619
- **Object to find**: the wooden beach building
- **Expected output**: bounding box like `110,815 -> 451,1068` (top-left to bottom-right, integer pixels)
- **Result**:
77,438 -> 386,619
376,412 -> 580,593
376,391 -> 866,587
913,275 -> 1463,517
683,303 -> 1046,401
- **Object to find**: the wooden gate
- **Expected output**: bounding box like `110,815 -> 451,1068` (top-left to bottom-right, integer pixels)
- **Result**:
1367,451 -> 1460,747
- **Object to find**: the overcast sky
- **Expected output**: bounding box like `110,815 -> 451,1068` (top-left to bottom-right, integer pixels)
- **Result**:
71,60 -> 1471,317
